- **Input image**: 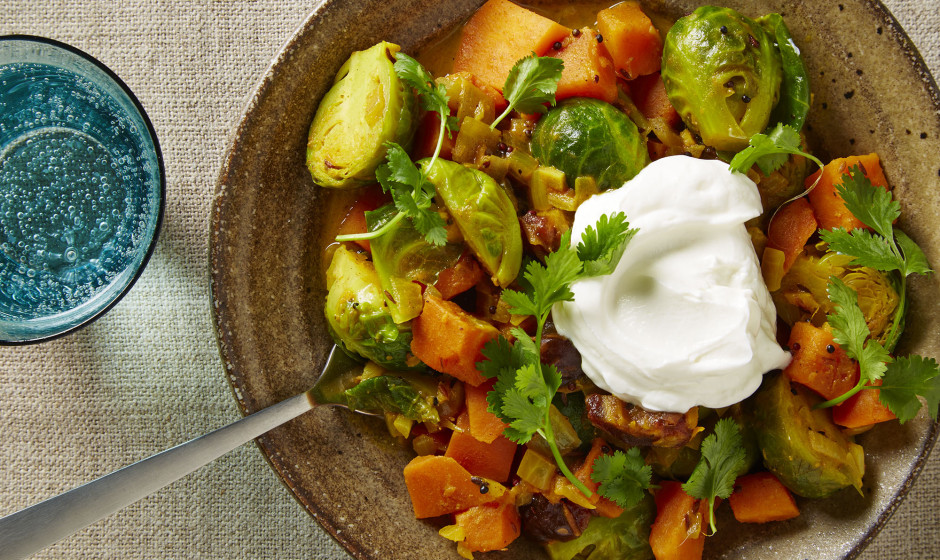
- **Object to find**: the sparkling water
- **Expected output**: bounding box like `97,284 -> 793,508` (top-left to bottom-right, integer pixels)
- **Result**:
0,56 -> 160,338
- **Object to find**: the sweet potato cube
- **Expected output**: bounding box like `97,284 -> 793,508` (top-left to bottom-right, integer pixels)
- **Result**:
411,291 -> 499,386
551,28 -> 619,104
403,455 -> 502,518
445,411 -> 517,483
832,380 -> 897,429
806,153 -> 890,231
729,472 -> 800,523
649,480 -> 707,560
783,321 -> 859,401
454,499 -> 521,552
767,197 -> 818,272
596,2 -> 663,79
465,378 -> 508,443
452,0 -> 571,92
629,72 -> 679,127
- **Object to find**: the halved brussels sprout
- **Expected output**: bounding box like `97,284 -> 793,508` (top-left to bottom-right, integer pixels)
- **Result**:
662,6 -> 782,151
306,42 -> 417,188
367,204 -> 464,323
421,158 -> 522,287
530,98 -> 649,191
344,374 -> 440,423
774,250 -> 900,346
545,493 -> 656,560
747,373 -> 865,498
324,246 -> 422,370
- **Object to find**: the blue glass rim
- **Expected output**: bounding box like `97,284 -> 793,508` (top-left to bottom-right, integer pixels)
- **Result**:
0,35 -> 166,345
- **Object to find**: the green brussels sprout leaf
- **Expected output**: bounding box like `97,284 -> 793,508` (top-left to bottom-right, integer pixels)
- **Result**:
759,13 -> 811,132
545,493 -> 656,560
422,158 -> 522,287
344,375 -> 440,423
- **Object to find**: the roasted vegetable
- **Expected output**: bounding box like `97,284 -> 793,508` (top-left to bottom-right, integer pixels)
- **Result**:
530,98 -> 649,191
747,373 -> 865,498
586,394 -> 699,449
422,158 -> 522,287
306,42 -> 417,188
324,246 -> 420,370
344,374 -> 439,423
774,250 -> 900,346
758,13 -> 810,131
367,204 -> 464,323
662,6 -> 782,151
543,493 -> 656,560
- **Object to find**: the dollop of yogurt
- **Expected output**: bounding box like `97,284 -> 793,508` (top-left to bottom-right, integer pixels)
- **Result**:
552,156 -> 791,412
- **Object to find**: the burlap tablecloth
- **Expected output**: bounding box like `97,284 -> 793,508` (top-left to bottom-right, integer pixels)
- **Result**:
0,1 -> 937,558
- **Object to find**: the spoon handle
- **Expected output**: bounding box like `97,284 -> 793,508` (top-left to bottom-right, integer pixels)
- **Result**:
0,390 -> 314,560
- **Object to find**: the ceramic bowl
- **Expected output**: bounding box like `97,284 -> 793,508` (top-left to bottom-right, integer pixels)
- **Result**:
210,1 -> 940,558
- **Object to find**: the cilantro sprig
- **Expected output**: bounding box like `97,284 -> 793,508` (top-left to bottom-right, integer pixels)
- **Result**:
491,54 -> 564,130
812,166 -> 938,416
682,418 -> 747,535
591,447 -> 652,509
478,213 -> 637,497
335,53 -> 455,246
728,122 -> 823,176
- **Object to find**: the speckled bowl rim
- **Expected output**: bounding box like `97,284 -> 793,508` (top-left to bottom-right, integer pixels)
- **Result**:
210,1 -> 940,558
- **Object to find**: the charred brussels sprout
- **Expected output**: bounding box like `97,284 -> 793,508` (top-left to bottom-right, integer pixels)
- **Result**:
662,6 -> 782,151
531,98 -> 649,191
306,42 -> 417,188
545,493 -> 656,560
324,246 -> 422,370
747,373 -> 865,498
421,158 -> 522,287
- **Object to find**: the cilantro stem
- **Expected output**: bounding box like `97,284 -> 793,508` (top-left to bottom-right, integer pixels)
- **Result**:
544,417 -> 592,496
335,210 -> 406,243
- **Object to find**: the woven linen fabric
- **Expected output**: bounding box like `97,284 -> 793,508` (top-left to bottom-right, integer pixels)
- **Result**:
0,1 -> 937,559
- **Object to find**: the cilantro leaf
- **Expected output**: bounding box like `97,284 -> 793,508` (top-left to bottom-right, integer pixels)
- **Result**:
578,212 -> 637,277
373,143 -> 447,245
878,355 -> 940,423
492,54 -> 564,129
833,166 -> 898,240
682,418 -> 747,535
479,214 -> 636,500
819,227 -> 905,273
592,448 -> 652,509
827,277 -> 891,382
394,53 -> 458,132
896,229 -> 933,276
728,123 -> 822,175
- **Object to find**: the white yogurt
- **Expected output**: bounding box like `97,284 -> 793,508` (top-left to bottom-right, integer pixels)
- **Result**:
552,156 -> 791,412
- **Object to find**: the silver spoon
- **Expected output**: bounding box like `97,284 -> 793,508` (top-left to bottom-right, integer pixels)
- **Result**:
0,345 -> 369,560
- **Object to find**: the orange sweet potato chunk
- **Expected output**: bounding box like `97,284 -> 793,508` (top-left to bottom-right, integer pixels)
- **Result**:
783,321 -> 859,401
465,378 -> 508,444
445,411 -> 517,482
766,197 -> 818,272
452,0 -> 571,92
403,455 -> 497,518
650,481 -> 707,560
729,472 -> 800,523
551,28 -> 619,104
454,499 -> 521,552
596,2 -> 663,79
411,291 -> 499,386
806,153 -> 890,231
832,380 -> 897,429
